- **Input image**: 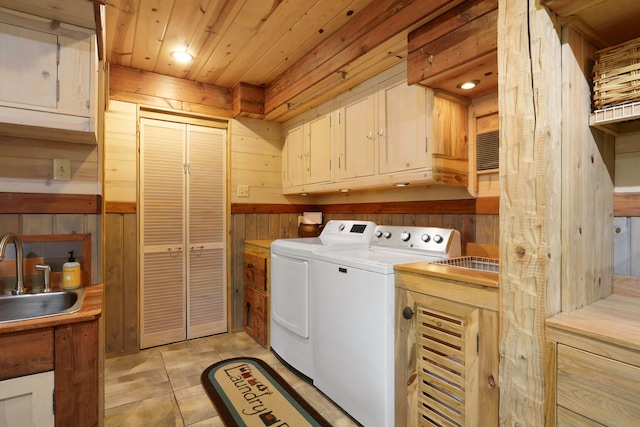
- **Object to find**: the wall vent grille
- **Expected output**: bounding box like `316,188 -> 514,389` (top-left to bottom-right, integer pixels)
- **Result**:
476,130 -> 499,171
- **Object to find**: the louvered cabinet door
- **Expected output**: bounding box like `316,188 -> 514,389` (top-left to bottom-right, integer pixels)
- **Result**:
139,119 -> 186,348
186,125 -> 227,339
396,288 -> 499,427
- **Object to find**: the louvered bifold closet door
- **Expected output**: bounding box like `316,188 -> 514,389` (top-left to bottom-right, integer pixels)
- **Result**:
186,125 -> 227,339
140,119 -> 187,348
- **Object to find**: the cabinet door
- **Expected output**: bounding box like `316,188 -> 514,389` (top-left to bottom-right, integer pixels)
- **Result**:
337,89 -> 376,180
397,289 -> 485,427
0,371 -> 54,427
0,23 -> 58,109
378,73 -> 429,174
186,125 -> 227,339
305,113 -> 332,184
282,123 -> 305,188
139,119 -> 186,348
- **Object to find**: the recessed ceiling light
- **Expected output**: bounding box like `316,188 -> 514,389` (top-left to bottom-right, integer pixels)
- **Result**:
171,51 -> 193,63
457,79 -> 480,90
394,183 -> 410,187
340,189 -> 350,193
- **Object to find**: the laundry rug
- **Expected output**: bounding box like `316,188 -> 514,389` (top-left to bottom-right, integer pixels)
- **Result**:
201,357 -> 331,427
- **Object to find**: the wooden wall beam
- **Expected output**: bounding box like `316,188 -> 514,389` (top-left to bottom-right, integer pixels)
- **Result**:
232,199 -> 476,215
232,82 -> 265,118
0,193 -> 101,214
105,201 -> 136,214
263,0 -> 462,114
614,193 -> 640,217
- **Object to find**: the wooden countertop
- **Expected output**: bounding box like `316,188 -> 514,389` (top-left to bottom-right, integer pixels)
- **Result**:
394,261 -> 499,288
245,239 -> 275,250
0,284 -> 103,334
546,294 -> 640,353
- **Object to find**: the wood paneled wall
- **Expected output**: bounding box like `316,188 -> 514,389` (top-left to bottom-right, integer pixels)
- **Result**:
104,213 -> 137,357
0,136 -> 101,194
0,212 -> 101,285
104,100 -> 137,203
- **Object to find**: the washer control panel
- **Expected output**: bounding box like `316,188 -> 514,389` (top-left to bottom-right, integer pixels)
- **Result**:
371,225 -> 461,257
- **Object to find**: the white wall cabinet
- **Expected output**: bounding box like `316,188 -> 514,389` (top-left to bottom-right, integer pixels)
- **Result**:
0,7 -> 97,144
0,371 -> 54,427
139,118 -> 227,348
377,71 -> 429,174
282,104 -> 332,191
282,62 -> 438,195
337,69 -> 428,179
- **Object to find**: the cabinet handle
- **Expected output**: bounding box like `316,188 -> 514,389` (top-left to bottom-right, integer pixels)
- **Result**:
247,263 -> 254,269
367,132 -> 374,139
167,247 -> 182,252
378,128 -> 384,136
402,306 -> 414,319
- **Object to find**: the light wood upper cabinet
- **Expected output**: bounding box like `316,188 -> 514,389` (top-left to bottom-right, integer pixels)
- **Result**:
337,87 -> 376,180
306,112 -> 332,185
281,62 -> 471,195
337,70 -> 428,179
378,71 -> 429,174
282,104 -> 332,190
0,7 -> 97,144
282,121 -> 305,189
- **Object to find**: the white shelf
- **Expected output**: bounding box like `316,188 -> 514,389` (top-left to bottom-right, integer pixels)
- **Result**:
590,101 -> 640,135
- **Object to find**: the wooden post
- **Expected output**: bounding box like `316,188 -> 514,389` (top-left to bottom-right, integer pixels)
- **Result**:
498,0 -> 562,424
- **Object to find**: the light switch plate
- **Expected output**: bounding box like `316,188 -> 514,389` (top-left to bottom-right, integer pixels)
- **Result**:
53,158 -> 71,181
237,185 -> 250,197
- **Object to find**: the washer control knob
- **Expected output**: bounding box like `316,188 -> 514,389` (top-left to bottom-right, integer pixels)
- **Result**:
338,223 -> 345,231
434,234 -> 444,244
400,231 -> 411,242
421,234 -> 431,242
374,230 -> 383,238
383,231 -> 392,239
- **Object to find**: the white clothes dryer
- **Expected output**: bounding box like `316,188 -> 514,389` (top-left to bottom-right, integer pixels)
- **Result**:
269,220 -> 377,380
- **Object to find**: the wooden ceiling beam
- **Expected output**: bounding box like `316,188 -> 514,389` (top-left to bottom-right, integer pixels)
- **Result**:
263,0 -> 464,114
108,64 -> 234,118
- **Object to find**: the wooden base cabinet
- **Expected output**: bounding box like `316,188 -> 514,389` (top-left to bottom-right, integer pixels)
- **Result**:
395,268 -> 499,427
243,241 -> 272,347
546,295 -> 640,427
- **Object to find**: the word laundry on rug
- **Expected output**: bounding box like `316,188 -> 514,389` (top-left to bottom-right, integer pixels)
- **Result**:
201,357 -> 331,427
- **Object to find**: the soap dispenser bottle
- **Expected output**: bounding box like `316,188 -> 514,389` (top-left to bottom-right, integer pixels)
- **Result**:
63,250 -> 81,289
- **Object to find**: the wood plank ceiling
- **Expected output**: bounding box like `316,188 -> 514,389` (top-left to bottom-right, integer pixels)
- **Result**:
105,0 -> 480,122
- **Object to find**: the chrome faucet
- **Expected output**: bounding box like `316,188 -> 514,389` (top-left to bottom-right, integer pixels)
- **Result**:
0,233 -> 25,295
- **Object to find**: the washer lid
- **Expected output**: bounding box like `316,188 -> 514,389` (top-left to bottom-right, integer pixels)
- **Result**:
313,247 -> 443,274
270,220 -> 377,257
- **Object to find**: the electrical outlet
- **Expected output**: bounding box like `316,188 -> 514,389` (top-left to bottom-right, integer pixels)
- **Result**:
53,158 -> 71,181
237,185 -> 250,197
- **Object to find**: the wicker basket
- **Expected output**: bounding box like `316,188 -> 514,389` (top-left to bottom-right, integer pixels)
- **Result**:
593,36 -> 640,110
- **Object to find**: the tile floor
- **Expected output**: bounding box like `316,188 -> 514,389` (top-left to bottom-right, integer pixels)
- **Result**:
104,331 -> 360,426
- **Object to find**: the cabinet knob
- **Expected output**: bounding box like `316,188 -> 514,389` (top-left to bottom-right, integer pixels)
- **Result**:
402,306 -> 414,319
367,131 -> 374,139
247,263 -> 254,269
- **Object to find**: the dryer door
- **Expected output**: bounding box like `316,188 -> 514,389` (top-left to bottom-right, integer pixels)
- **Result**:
270,252 -> 309,338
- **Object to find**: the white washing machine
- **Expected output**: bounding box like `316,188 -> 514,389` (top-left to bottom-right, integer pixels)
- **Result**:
310,225 -> 461,427
269,220 -> 377,380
